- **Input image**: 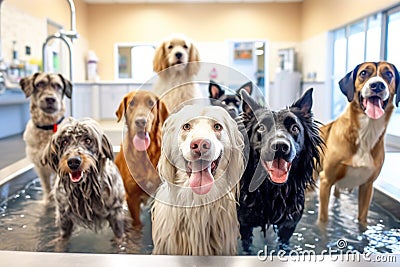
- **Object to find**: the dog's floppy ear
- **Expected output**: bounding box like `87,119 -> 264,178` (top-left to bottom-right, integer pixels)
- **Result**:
153,41 -> 168,73
115,94 -> 130,122
101,133 -> 114,160
391,64 -> 400,107
239,88 -> 259,115
58,74 -> 73,99
156,98 -> 169,126
291,88 -> 314,115
157,116 -> 178,183
237,81 -> 253,96
19,72 -> 40,98
209,80 -> 224,99
221,111 -> 245,189
187,43 -> 200,76
339,64 -> 360,102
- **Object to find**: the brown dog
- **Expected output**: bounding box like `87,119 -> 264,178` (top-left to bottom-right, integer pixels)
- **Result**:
115,90 -> 169,227
317,61 -> 400,226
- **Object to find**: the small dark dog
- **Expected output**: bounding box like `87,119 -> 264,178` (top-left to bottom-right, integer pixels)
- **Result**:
42,117 -> 126,245
237,88 -> 323,252
209,80 -> 253,117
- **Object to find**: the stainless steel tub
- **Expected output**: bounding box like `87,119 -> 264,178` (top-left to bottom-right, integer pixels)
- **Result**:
0,156 -> 399,267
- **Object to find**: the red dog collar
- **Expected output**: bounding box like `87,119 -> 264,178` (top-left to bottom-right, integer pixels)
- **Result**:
35,116 -> 65,133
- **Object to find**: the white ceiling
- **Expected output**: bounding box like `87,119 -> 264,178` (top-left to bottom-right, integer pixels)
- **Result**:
83,0 -> 302,3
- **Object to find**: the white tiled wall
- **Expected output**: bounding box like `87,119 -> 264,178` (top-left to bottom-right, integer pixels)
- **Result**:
1,3 -> 46,65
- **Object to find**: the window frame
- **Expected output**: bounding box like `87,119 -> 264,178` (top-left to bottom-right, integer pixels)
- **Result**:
114,42 -> 156,82
329,3 -> 400,144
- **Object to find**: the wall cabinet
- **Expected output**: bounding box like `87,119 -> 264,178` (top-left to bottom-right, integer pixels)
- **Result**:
99,85 -> 129,120
72,84 -> 94,119
72,82 -> 152,120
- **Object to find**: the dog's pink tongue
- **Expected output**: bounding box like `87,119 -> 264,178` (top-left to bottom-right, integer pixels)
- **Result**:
133,132 -> 150,151
189,161 -> 214,195
364,97 -> 384,119
266,159 -> 290,184
69,170 -> 82,183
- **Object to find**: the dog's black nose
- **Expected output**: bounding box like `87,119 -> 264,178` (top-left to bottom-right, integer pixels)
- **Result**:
190,139 -> 211,154
135,118 -> 147,128
270,140 -> 290,154
45,97 -> 56,105
67,156 -> 82,170
370,81 -> 386,93
175,52 -> 183,59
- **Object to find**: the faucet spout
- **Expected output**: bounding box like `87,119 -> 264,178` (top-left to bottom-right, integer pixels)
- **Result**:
66,0 -> 77,40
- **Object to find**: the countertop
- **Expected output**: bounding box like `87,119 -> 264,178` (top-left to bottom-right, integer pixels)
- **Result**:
0,89 -> 27,106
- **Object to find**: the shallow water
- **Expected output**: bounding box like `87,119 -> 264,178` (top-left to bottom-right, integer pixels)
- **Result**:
0,178 -> 153,254
0,178 -> 399,255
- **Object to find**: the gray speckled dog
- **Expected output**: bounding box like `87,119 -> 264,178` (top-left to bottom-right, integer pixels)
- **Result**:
42,117 -> 126,243
20,72 -> 72,203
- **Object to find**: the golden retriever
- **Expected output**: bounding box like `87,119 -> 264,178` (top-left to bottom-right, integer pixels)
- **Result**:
151,104 -> 245,255
153,34 -> 201,112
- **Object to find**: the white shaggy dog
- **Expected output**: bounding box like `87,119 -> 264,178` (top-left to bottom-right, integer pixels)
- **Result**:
153,34 -> 202,112
151,105 -> 245,255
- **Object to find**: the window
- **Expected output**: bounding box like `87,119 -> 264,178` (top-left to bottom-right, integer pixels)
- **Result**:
115,44 -> 156,83
347,21 -> 366,71
366,14 -> 382,62
330,14 -> 383,118
332,29 -> 347,118
330,5 -> 400,141
386,8 -> 400,136
386,10 -> 400,68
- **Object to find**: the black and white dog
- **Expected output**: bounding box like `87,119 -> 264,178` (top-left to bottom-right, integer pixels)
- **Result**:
42,117 -> 126,247
237,88 -> 323,252
209,80 -> 253,117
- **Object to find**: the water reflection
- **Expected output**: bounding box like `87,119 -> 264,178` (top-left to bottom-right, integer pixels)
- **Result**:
0,178 -> 399,255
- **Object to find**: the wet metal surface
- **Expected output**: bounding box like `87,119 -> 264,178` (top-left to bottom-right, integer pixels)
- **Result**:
0,178 -> 399,256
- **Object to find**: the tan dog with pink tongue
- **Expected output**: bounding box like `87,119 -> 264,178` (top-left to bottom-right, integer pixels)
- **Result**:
316,61 -> 400,226
133,131 -> 151,151
115,90 -> 169,228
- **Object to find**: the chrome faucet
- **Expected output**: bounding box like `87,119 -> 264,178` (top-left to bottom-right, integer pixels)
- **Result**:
42,0 -> 78,114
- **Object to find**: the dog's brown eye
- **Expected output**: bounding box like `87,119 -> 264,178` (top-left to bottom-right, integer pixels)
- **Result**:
214,123 -> 223,131
384,71 -> 393,81
257,124 -> 266,133
53,83 -> 62,91
85,138 -> 92,145
148,99 -> 154,107
36,81 -> 46,88
291,125 -> 300,134
168,45 -> 173,49
182,123 -> 191,131
60,139 -> 69,148
360,70 -> 369,78
183,44 -> 188,49
129,100 -> 135,106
